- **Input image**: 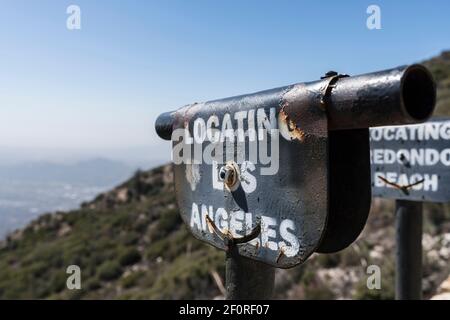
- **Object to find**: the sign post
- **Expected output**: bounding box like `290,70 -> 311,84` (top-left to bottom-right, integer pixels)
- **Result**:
226,245 -> 275,299
370,118 -> 450,300
395,200 -> 423,300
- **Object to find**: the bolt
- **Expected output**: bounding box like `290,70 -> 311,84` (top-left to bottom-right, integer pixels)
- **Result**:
321,70 -> 338,79
219,163 -> 239,188
219,167 -> 228,180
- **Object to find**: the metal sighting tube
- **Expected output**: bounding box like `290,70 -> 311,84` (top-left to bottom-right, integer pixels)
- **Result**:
326,64 -> 435,130
395,200 -> 423,300
155,64 -> 436,140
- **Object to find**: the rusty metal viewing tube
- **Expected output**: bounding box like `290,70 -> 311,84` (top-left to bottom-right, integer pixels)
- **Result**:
155,64 -> 436,140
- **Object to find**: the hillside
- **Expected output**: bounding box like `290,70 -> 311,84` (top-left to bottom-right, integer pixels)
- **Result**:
0,51 -> 449,299
423,50 -> 450,116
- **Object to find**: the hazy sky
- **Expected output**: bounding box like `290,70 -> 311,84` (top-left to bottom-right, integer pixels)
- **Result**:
0,1 -> 449,163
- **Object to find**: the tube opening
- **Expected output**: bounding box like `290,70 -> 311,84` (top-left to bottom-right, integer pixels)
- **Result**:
402,65 -> 436,121
155,112 -> 174,141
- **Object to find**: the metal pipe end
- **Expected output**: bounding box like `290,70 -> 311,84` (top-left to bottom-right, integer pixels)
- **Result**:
401,64 -> 436,122
155,111 -> 174,141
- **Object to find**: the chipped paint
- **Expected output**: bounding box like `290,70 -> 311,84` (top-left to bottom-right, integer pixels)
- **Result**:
278,109 -> 306,142
276,247 -> 285,263
185,163 -> 201,191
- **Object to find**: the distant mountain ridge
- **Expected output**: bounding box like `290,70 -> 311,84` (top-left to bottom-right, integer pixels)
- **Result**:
0,158 -> 134,186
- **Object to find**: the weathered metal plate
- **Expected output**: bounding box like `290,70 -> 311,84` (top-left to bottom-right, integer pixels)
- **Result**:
370,117 -> 450,203
317,129 -> 371,253
170,84 -> 329,268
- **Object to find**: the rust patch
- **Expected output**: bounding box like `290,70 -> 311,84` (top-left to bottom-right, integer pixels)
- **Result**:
276,247 -> 285,263
172,102 -> 200,132
377,176 -> 425,196
279,83 -> 329,139
205,214 -> 224,241
205,214 -> 215,234
206,214 -> 261,246
279,108 -> 307,142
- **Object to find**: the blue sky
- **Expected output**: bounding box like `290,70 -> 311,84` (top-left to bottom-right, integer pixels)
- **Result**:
0,0 -> 449,164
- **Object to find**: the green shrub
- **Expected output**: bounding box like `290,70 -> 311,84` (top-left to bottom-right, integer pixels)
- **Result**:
122,232 -> 140,246
49,270 -> 67,293
316,253 -> 341,268
121,271 -> 145,289
85,277 -> 101,291
98,261 -> 122,281
304,286 -> 335,300
119,248 -> 141,267
158,208 -> 180,232
146,249 -> 224,299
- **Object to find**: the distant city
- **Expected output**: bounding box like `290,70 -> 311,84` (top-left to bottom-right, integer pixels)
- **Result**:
0,150 -> 169,239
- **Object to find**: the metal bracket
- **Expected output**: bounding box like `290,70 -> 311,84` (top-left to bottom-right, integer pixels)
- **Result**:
320,71 -> 350,108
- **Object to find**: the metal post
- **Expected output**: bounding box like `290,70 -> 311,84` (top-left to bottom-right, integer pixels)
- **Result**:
395,200 -> 423,300
225,244 -> 275,300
